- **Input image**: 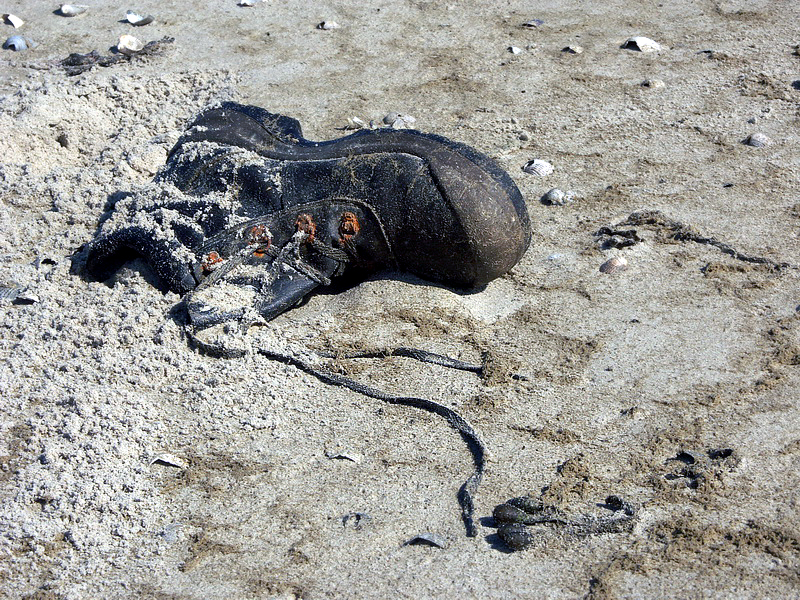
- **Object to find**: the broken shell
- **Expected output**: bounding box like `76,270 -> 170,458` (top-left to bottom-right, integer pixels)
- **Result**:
402,533 -> 448,549
3,14 -> 24,28
125,10 -> 154,26
562,45 -> 583,54
743,132 -> 771,148
149,453 -> 187,469
58,4 -> 88,17
0,286 -> 21,301
2,35 -> 28,51
621,36 -> 661,53
508,46 -> 523,54
317,21 -> 339,30
642,78 -> 665,88
14,291 -> 39,305
345,116 -> 368,130
521,19 -> 544,28
599,256 -> 628,274
541,188 -> 574,206
522,159 -> 554,177
117,34 -> 144,55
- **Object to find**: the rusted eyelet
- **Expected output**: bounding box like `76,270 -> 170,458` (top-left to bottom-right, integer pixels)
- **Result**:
201,251 -> 223,273
295,213 -> 316,244
249,224 -> 272,257
339,211 -> 361,243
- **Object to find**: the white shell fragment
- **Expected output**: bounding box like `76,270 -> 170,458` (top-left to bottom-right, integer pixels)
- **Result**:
58,4 -> 89,17
522,159 -> 554,177
562,45 -> 583,54
541,188 -> 575,206
383,112 -> 416,129
150,453 -> 187,469
621,36 -> 661,52
642,78 -> 665,88
125,10 -> 154,26
521,19 -> 544,28
237,0 -> 260,5
345,116 -> 368,130
3,14 -> 24,28
117,34 -> 144,55
508,46 -> 523,55
3,35 -> 29,51
599,257 -> 628,274
317,21 -> 339,30
743,132 -> 771,148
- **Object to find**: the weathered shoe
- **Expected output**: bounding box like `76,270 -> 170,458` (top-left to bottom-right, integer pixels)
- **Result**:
86,102 -> 531,323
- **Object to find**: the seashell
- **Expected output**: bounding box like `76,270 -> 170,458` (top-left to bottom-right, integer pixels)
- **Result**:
345,116 -> 368,130
642,78 -> 665,88
117,34 -> 144,55
743,132 -> 771,148
238,0 -> 259,5
58,4 -> 88,17
521,19 -> 544,28
149,453 -> 187,469
383,112 -> 416,129
522,159 -> 554,177
561,45 -> 583,54
599,256 -> 628,274
498,522 -> 534,550
316,21 -> 339,30
621,36 -> 661,52
541,188 -> 575,206
3,14 -> 24,28
14,291 -> 39,305
125,10 -> 154,26
402,532 -> 448,548
508,46 -> 523,54
3,35 -> 28,51
0,286 -> 21,301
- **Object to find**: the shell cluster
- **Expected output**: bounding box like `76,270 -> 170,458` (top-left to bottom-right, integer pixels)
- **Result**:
383,112 -> 416,129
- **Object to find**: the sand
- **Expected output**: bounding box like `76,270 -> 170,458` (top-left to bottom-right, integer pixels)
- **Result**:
1,1 -> 799,598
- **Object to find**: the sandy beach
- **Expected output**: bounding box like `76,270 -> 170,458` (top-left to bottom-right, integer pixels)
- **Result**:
1,1 -> 799,598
